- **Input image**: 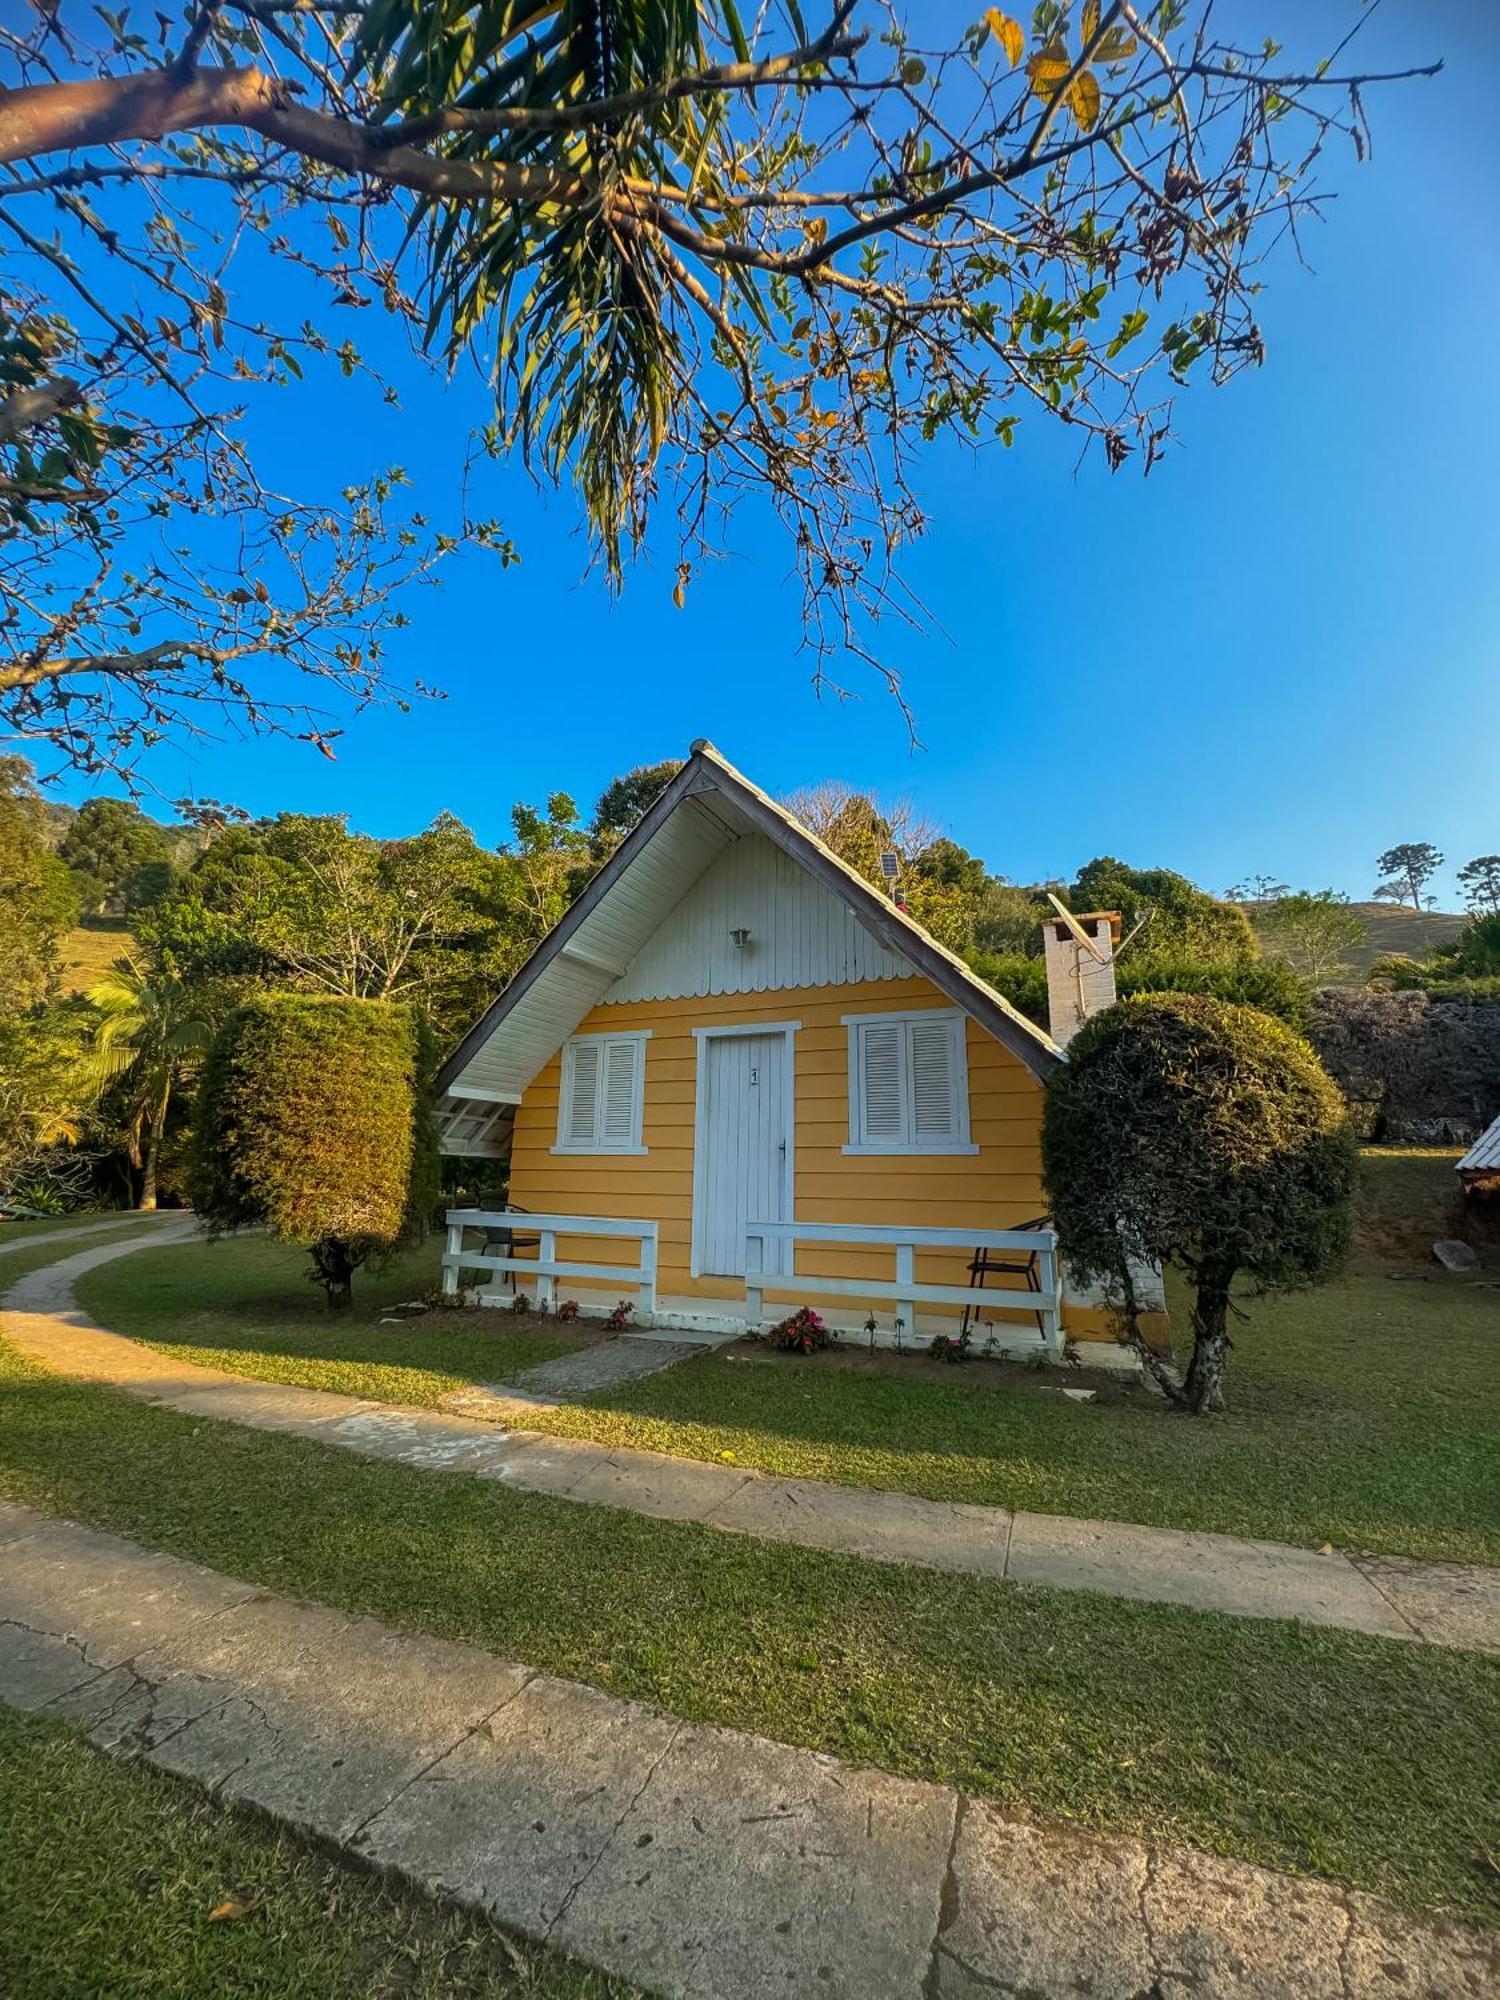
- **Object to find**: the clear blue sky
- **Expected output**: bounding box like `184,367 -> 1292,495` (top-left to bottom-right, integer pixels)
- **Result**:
47,0 -> 1500,908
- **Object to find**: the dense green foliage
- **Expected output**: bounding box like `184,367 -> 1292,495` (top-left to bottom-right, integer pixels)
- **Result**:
0,756 -> 78,1015
1043,995 -> 1356,1413
0,758 -> 87,1184
57,797 -> 170,914
970,945 -> 1309,1032
1115,949 -> 1309,1024
79,965 -> 211,1211
591,762 -> 682,848
192,995 -> 432,1303
1069,856 -> 1257,963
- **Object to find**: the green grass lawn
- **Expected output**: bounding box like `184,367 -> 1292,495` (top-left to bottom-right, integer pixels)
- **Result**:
0,1209 -> 138,1248
79,1233 -> 598,1404
0,1704 -> 637,1999
75,1156 -> 1500,1562
0,1340 -> 1496,1927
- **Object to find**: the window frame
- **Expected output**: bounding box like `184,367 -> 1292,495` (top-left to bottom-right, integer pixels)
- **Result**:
551,1029 -> 652,1156
841,1007 -> 977,1156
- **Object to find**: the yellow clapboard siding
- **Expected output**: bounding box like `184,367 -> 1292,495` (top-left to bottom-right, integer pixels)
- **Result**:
497,970 -> 1130,1335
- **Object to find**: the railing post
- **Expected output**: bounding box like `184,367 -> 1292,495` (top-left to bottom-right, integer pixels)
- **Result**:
1040,1238 -> 1062,1354
442,1218 -> 465,1295
536,1228 -> 556,1309
639,1223 -> 658,1319
895,1241 -> 916,1340
745,1230 -> 764,1329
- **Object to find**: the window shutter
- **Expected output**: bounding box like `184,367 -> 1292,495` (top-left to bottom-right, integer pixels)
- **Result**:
909,1017 -> 958,1142
859,1021 -> 905,1143
564,1041 -> 601,1147
601,1038 -> 640,1147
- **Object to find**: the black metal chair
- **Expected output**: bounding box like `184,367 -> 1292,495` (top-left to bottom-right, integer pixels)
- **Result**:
479,1202 -> 541,1293
960,1215 -> 1051,1341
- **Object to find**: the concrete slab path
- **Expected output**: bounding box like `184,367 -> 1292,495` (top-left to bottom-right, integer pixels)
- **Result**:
0,1211 -> 178,1259
1,1500 -> 1493,2000
446,1332 -> 718,1417
6,1224 -> 1499,1655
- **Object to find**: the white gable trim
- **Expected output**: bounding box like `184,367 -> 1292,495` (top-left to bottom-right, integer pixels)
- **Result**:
435,742 -> 1062,1101
605,833 -> 913,1003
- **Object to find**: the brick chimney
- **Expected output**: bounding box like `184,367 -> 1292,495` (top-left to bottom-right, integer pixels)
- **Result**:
1043,912 -> 1121,1048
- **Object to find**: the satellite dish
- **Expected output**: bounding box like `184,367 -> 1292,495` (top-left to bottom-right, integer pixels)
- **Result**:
1046,892 -> 1111,965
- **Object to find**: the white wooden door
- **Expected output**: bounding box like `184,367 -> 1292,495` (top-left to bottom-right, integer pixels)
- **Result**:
695,1032 -> 791,1277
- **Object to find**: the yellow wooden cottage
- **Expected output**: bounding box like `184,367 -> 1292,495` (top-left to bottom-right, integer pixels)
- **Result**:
435,741 -> 1162,1362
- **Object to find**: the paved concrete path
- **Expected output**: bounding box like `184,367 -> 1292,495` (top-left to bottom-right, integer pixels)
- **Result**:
2,1500 -> 1493,2000
446,1333 -> 716,1417
6,1224 -> 1499,1655
0,1211 -> 176,1260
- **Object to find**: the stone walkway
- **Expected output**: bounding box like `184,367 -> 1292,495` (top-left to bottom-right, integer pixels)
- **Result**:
1,1500 -> 1493,2000
446,1332 -> 716,1416
6,1224 -> 1499,1655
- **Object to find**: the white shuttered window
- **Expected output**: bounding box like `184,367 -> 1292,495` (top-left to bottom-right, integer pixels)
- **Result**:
554,1032 -> 649,1154
844,1010 -> 974,1154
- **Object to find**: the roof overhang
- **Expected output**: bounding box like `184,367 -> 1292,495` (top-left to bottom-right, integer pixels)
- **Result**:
436,742 -> 1062,1104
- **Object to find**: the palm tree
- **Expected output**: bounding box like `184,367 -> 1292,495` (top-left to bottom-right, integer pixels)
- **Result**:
81,963 -> 212,1211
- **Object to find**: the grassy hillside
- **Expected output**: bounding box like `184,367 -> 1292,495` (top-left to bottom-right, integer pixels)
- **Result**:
56,919 -> 136,995
1339,902 -> 1468,977
1237,900 -> 1469,985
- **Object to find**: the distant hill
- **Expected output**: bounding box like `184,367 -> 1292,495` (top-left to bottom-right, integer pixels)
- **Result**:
1335,903 -> 1469,981
1235,900 -> 1470,985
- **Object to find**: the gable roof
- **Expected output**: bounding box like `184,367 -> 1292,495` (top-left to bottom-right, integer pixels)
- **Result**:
436,741 -> 1061,1101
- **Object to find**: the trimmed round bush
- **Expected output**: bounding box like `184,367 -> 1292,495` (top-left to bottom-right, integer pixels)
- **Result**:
192,994 -> 431,1305
1042,993 -> 1355,1414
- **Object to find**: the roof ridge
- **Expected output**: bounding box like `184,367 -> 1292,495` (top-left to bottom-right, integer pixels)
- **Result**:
689,741 -> 1059,1058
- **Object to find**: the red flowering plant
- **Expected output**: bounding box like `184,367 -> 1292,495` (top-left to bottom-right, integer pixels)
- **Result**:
927,1328 -> 972,1364
603,1299 -> 635,1331
764,1306 -> 834,1354
555,1299 -> 581,1323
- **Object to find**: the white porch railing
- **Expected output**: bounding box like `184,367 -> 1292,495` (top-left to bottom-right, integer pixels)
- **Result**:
743,1220 -> 1062,1355
441,1210 -> 658,1315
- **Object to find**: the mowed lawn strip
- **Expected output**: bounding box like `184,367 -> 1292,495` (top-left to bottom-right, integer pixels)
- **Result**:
0,1211 -> 144,1249
78,1233 -> 594,1405
515,1266 -> 1500,1564
0,1704 -> 638,2000
1,1341 -> 1497,1927
78,1209 -> 1500,1564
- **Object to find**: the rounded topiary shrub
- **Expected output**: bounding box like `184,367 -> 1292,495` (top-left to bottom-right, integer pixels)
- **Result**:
191,994 -> 432,1306
1042,993 -> 1356,1414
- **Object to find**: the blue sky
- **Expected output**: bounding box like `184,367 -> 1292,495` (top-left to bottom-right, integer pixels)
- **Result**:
46,0 -> 1500,909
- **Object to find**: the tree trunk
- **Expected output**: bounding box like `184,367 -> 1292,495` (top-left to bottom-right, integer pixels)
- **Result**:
1184,1267 -> 1235,1415
310,1234 -> 357,1310
137,1072 -> 171,1212
138,1132 -> 159,1212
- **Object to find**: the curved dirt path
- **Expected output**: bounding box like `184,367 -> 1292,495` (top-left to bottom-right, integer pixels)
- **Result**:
4,1223 -> 1498,1654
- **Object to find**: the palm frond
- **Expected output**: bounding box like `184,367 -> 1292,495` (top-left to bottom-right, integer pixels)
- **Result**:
357,0 -> 709,575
